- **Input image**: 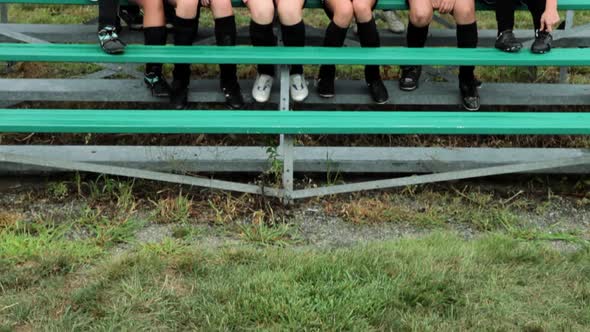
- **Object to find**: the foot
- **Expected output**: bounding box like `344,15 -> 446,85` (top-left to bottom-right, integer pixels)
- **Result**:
317,77 -> 335,98
367,79 -> 389,104
290,74 -> 309,102
381,11 -> 405,34
221,80 -> 245,109
252,74 -> 274,103
119,8 -> 143,30
170,80 -> 189,110
495,30 -> 522,53
399,66 -> 421,91
97,26 -> 126,54
531,29 -> 552,54
144,72 -> 170,97
459,78 -> 480,111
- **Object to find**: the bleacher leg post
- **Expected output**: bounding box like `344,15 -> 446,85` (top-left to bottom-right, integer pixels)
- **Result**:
279,64 -> 294,205
0,4 -> 7,23
560,10 -> 575,83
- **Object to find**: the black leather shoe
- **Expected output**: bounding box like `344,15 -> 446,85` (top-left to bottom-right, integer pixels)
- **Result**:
495,30 -> 522,53
459,78 -> 480,111
367,79 -> 389,104
221,80 -> 245,109
531,30 -> 552,54
144,72 -> 170,97
399,66 -> 421,91
317,77 -> 335,98
170,80 -> 189,110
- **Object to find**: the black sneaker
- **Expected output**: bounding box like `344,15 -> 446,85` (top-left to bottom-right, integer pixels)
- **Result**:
367,79 -> 389,104
221,80 -> 245,109
399,66 -> 421,91
144,72 -> 170,97
531,29 -> 552,54
459,78 -> 480,111
317,77 -> 335,98
98,26 -> 126,54
495,30 -> 522,53
170,80 -> 189,110
119,8 -> 143,31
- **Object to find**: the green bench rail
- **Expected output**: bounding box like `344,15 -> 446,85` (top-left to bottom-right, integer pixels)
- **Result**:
1,109 -> 590,135
0,0 -> 586,10
2,43 -> 590,66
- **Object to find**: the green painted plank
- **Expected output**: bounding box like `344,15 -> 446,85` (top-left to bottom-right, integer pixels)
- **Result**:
1,109 -> 589,135
1,44 -> 590,66
0,0 -> 585,10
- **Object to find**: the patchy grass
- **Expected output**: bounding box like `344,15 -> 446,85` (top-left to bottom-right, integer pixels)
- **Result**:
0,232 -> 589,330
150,192 -> 193,224
239,222 -> 300,246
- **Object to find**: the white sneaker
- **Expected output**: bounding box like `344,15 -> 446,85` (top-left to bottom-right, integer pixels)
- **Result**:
252,74 -> 274,103
381,10 -> 405,34
289,74 -> 308,102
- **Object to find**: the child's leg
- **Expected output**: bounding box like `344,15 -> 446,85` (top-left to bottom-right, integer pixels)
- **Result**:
399,0 -> 431,91
524,0 -> 545,31
171,0 -> 198,84
496,0 -> 516,33
453,0 -> 477,82
246,0 -> 276,77
406,0 -> 432,48
277,0 -> 306,75
137,0 -> 169,96
209,0 -> 244,108
353,0 -> 380,83
99,0 -> 119,29
210,0 -> 238,85
453,0 -> 480,111
319,0 -> 353,83
168,0 -> 198,108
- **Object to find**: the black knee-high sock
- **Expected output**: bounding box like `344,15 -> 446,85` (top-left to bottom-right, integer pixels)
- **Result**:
98,0 -> 119,29
357,18 -> 381,82
173,16 -> 197,83
407,21 -> 429,48
525,0 -> 546,31
496,0 -> 516,33
318,21 -> 349,80
144,26 -> 167,75
250,21 -> 277,76
280,20 -> 305,75
457,22 -> 478,82
215,15 -> 238,84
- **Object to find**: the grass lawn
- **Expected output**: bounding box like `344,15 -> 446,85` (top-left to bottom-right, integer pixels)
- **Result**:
1,229 -> 589,331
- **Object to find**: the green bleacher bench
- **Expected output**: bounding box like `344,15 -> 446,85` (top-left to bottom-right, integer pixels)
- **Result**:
1,43 -> 590,66
2,110 -> 590,135
0,0 -> 586,10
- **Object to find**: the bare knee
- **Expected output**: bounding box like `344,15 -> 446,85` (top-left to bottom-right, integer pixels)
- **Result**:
175,0 -> 199,18
352,0 -> 373,23
210,0 -> 234,18
277,0 -> 303,25
248,2 -> 275,25
331,1 -> 354,27
409,8 -> 432,27
453,1 -> 476,25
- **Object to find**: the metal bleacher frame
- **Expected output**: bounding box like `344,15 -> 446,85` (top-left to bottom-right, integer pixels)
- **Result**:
0,1 -> 589,202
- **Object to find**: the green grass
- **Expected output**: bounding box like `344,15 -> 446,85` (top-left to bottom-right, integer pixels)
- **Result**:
0,232 -> 588,330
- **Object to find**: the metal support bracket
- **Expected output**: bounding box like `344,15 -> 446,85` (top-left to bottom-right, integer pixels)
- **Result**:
0,152 -> 283,197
